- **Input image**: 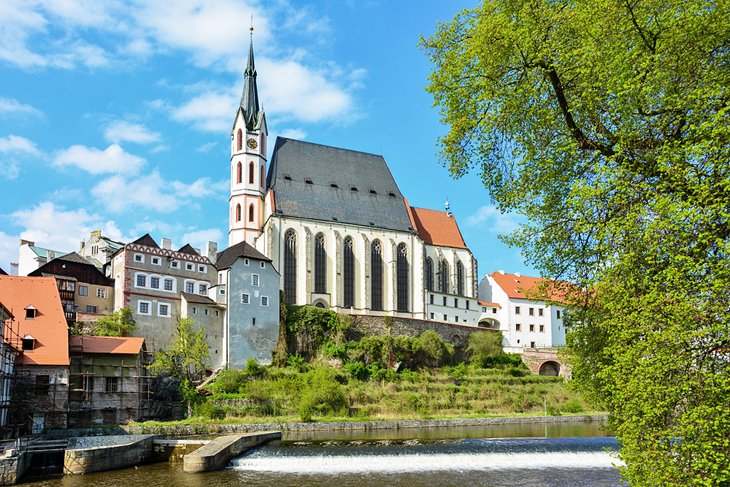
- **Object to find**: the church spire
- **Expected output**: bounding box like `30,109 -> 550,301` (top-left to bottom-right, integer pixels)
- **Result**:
240,25 -> 261,131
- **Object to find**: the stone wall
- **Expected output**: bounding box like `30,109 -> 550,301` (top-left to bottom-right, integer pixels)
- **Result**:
0,452 -> 27,486
520,348 -> 571,378
63,434 -> 157,475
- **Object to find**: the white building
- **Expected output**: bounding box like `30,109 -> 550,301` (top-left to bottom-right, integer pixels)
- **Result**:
17,240 -> 64,276
478,271 -> 567,352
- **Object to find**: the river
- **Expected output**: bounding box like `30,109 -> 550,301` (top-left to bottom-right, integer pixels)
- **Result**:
25,422 -> 625,486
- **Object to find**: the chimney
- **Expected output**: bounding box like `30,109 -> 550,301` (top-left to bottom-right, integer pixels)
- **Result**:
514,272 -> 521,277
161,238 -> 172,250
498,269 -> 505,275
10,262 -> 18,276
204,241 -> 218,263
80,241 -> 85,251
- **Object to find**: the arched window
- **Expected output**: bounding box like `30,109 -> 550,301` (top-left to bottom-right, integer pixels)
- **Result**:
284,230 -> 297,304
439,259 -> 449,294
343,237 -> 354,308
456,261 -> 464,296
371,240 -> 383,311
260,136 -> 266,156
237,162 -> 242,184
397,243 -> 409,312
260,165 -> 265,189
314,233 -> 327,293
248,162 -> 254,184
248,204 -> 254,223
237,129 -> 242,151
425,257 -> 434,291
235,204 -> 241,222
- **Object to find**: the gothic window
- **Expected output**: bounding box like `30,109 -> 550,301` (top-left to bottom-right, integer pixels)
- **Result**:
248,204 -> 254,223
456,260 -> 464,296
439,259 -> 449,294
397,243 -> 409,312
237,162 -> 242,184
249,162 -> 254,184
237,129 -> 242,151
284,230 -> 297,304
314,233 -> 327,293
260,165 -> 265,189
235,204 -> 241,222
425,257 -> 434,291
343,237 -> 354,308
371,240 -> 383,311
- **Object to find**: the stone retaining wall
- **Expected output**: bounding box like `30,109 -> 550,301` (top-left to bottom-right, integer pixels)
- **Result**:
347,314 -> 481,350
0,452 -> 27,486
64,434 -> 157,475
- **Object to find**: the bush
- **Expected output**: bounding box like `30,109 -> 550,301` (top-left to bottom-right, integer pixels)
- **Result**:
467,331 -> 504,366
243,358 -> 266,378
194,401 -> 226,420
417,330 -> 454,367
559,398 -> 584,414
286,353 -> 308,372
211,369 -> 246,394
297,367 -> 348,421
344,361 -> 369,381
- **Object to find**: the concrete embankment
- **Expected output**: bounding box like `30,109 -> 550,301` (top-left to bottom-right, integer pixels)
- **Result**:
64,434 -> 157,475
125,414 -> 608,436
183,432 -> 282,473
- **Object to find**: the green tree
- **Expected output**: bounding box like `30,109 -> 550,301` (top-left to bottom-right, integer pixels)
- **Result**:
91,307 -> 136,336
422,1 -> 730,484
150,317 -> 210,414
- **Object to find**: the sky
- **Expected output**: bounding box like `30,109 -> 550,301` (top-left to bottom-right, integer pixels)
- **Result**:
0,0 -> 536,279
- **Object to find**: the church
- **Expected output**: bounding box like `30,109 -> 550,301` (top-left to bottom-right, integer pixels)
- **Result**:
228,33 -> 480,324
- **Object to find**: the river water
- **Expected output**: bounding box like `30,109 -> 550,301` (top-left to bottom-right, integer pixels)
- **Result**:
26,422 -> 625,486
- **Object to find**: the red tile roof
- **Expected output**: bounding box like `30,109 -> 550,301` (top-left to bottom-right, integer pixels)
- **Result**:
0,276 -> 69,366
478,301 -> 501,308
69,336 -> 144,355
490,271 -> 567,302
408,205 -> 467,249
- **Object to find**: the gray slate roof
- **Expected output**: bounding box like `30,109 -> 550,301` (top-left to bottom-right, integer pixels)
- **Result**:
216,241 -> 272,270
266,137 -> 415,233
181,292 -> 221,306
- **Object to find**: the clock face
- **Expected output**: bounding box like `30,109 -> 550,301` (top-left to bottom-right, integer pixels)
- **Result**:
247,138 -> 258,149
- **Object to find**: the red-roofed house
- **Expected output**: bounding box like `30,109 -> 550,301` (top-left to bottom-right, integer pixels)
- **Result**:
479,271 -> 568,354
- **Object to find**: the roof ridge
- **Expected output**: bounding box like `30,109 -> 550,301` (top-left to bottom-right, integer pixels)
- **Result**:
276,136 -> 385,158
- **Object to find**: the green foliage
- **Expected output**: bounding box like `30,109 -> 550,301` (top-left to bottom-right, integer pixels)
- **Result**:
423,1 -> 730,483
417,330 -> 454,367
284,306 -> 351,358
467,331 -> 511,368
209,369 -> 246,394
194,401 -> 226,420
286,353 -> 308,372
91,308 -> 136,337
297,367 -> 348,421
243,358 -> 266,378
343,361 -> 368,381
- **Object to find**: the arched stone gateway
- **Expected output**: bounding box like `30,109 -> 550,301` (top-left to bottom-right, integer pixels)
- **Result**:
539,360 -> 561,376
478,318 -> 500,329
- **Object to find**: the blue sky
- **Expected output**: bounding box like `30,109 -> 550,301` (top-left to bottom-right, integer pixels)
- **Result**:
0,0 -> 535,278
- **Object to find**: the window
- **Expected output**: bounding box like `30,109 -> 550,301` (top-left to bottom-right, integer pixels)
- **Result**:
260,261 -> 265,268
314,233 -> 327,293
252,274 -> 260,286
343,237 -> 354,308
205,309 -> 209,315
350,186 -> 358,192
439,259 -> 449,294
86,305 -> 97,314
82,375 -> 94,395
284,174 -> 292,181
192,307 -> 197,314
105,377 -> 119,393
515,306 -> 521,315
396,243 -> 409,312
466,301 -> 470,310
241,293 -> 250,304
456,260 -> 464,296
482,307 -> 487,313
67,281 -> 75,292
443,296 -> 447,306
158,303 -> 170,317
330,183 -> 339,188
134,254 -> 143,263
35,375 -> 50,395
22,336 -> 35,351
516,323 -> 522,331
454,298 -> 459,308
236,204 -> 242,222
79,285 -> 88,296
369,189 -> 377,195
136,275 -> 146,287
186,263 -> 194,271
138,301 -> 151,315
237,128 -> 242,151
248,204 -> 255,222
244,258 -> 249,266
530,341 -> 536,348
237,162 -> 243,184
91,245 -> 98,255
284,230 -> 297,304
25,307 -> 37,319
249,162 -> 255,184
252,317 -> 256,326
539,324 -> 545,332
557,310 -> 561,319
260,165 -> 265,189
261,296 -> 269,306
150,277 -> 160,289
538,308 -> 544,317
171,261 -> 179,269
425,257 -> 433,291
151,256 -> 161,265
430,313 -> 434,319
493,307 -> 497,314
529,324 -> 535,332
430,294 -> 434,304
304,177 -> 313,185
443,314 -> 448,321
199,283 -> 207,294
529,308 -> 534,316
185,281 -> 194,293
198,265 -> 206,273
371,240 -> 383,311
164,278 -> 173,291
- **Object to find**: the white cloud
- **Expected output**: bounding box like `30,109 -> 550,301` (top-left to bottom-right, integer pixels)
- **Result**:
172,89 -> 238,132
465,205 -> 521,234
0,231 -> 18,274
181,228 -> 224,248
278,128 -> 306,140
196,142 -> 218,153
104,121 -> 161,145
53,144 -> 145,174
0,97 -> 43,117
0,135 -> 40,155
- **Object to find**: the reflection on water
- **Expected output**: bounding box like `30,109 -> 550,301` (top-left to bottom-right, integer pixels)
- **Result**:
25,423 -> 624,487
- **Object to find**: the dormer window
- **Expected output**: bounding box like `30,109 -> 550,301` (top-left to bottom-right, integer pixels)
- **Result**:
350,186 -> 358,192
25,306 -> 37,319
369,189 -> 377,195
283,175 -> 292,181
22,334 -> 36,351
305,178 -> 313,185
388,192 -> 396,198
330,183 -> 339,189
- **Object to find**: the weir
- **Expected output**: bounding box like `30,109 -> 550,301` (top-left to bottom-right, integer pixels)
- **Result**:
183,431 -> 282,473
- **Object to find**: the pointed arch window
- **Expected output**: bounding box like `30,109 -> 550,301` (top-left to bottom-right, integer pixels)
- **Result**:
237,129 -> 242,151
235,204 -> 241,222
284,230 -> 297,304
248,162 -> 254,184
248,204 -> 255,223
343,237 -> 354,308
425,257 -> 434,291
237,162 -> 242,184
456,260 -> 464,296
260,165 -> 265,189
397,243 -> 409,312
439,259 -> 449,294
314,233 -> 327,293
371,240 -> 383,311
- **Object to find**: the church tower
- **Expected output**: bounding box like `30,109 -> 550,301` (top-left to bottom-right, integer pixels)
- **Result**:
229,27 -> 268,247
